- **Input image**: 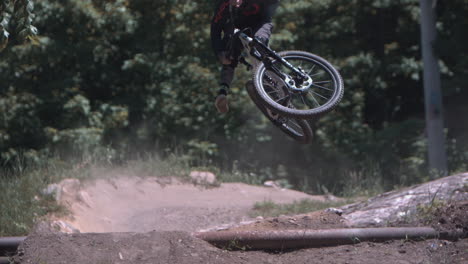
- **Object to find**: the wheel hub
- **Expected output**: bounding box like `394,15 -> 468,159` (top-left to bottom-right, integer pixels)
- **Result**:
284,70 -> 313,93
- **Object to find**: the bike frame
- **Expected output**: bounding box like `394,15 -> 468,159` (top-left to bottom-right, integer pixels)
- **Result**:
234,28 -> 313,93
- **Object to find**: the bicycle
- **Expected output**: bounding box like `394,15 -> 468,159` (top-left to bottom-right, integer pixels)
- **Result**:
228,28 -> 344,144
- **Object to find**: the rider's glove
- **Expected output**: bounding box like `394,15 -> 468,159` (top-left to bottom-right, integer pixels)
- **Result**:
255,36 -> 268,46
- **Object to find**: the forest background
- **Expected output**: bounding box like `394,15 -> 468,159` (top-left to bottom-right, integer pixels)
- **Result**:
1,0 -> 467,196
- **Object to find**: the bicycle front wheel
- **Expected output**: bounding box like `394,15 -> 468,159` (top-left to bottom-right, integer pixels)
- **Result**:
253,51 -> 344,119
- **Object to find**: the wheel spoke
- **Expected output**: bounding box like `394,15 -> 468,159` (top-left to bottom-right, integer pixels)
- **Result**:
310,71 -> 325,77
306,92 -> 321,107
312,83 -> 334,92
293,123 -> 302,133
287,120 -> 302,133
314,80 -> 332,84
307,64 -> 316,75
281,120 -> 300,135
309,90 -> 329,101
267,89 -> 279,95
300,94 -> 308,107
275,94 -> 289,103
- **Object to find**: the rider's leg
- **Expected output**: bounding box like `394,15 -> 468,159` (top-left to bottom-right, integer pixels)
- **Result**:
220,64 -> 235,91
216,62 -> 237,113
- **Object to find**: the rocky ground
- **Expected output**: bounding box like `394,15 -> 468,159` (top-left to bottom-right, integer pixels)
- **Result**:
9,173 -> 468,263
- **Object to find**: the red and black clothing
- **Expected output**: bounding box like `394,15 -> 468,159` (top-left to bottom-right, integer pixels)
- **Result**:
210,0 -> 279,88
211,0 -> 279,56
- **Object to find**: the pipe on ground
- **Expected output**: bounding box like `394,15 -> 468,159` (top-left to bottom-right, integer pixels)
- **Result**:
194,227 -> 465,250
1,228 -> 465,254
0,237 -> 26,256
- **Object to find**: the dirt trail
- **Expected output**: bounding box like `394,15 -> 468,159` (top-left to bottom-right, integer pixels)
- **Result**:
54,176 -> 330,233
15,231 -> 468,264
12,174 -> 468,264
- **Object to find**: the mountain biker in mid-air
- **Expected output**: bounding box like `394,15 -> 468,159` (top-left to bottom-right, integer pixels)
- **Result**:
211,0 -> 280,113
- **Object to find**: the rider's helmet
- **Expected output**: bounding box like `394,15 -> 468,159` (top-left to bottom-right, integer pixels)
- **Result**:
229,0 -> 243,8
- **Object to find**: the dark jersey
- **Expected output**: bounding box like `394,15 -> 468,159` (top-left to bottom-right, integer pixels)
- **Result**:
210,0 -> 279,56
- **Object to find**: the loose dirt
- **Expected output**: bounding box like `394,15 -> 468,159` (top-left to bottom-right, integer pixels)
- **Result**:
11,174 -> 468,264
52,176 -> 331,233
14,230 -> 468,264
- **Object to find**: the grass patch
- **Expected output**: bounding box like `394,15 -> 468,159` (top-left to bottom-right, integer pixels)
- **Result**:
415,198 -> 447,225
0,167 -> 68,236
218,170 -> 266,186
249,199 -> 351,218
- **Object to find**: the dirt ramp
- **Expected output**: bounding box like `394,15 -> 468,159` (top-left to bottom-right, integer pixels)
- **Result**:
53,176 -> 327,233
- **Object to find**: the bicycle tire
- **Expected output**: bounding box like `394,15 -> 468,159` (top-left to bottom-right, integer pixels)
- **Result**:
253,50 -> 344,119
246,81 -> 313,144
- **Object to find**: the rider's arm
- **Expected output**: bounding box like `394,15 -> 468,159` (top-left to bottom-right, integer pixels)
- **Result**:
255,1 -> 279,44
210,0 -> 228,58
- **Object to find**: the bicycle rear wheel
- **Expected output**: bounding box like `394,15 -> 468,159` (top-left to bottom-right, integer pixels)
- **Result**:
246,81 -> 313,144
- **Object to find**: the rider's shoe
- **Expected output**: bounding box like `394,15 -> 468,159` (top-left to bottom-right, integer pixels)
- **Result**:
215,86 -> 229,113
215,94 -> 229,113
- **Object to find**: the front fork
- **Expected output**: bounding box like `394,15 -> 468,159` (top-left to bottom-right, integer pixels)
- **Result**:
238,31 -> 313,93
250,39 -> 313,93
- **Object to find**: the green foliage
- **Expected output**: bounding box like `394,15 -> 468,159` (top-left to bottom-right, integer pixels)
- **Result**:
0,0 -> 38,51
0,0 -> 467,195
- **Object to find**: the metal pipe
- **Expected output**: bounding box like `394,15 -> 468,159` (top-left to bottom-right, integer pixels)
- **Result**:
194,227 -> 465,250
0,237 -> 26,256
